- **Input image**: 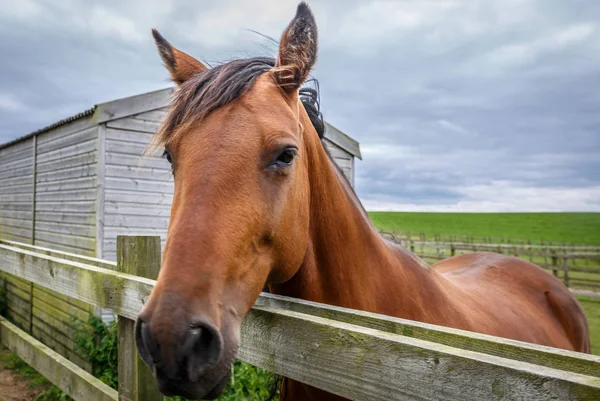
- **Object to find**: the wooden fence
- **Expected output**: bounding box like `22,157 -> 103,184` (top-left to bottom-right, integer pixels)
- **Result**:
381,231 -> 600,292
1,236 -> 600,400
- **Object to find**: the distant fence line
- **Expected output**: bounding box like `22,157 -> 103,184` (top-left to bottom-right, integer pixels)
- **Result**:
378,230 -> 600,248
380,231 -> 600,292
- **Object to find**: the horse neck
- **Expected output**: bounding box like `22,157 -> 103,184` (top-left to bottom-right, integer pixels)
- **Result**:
271,113 -> 446,319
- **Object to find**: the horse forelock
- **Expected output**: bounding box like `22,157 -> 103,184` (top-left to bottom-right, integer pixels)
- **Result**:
150,57 -> 325,155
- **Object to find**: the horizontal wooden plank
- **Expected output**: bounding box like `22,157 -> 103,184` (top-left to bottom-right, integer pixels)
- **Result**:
36,164 -> 97,184
0,137 -> 33,153
36,176 -> 96,193
32,294 -> 89,331
93,88 -> 171,124
34,200 -> 96,213
105,138 -> 158,157
0,175 -> 34,189
37,126 -> 97,154
0,144 -> 34,164
0,244 -> 151,320
0,216 -> 33,229
0,183 -> 34,194
30,323 -> 91,370
36,139 -> 96,165
104,189 -> 173,205
35,211 -> 96,226
5,308 -> 29,330
105,176 -> 173,194
0,233 -> 31,244
36,188 -> 97,203
0,225 -> 32,240
0,244 -> 159,321
6,282 -> 31,301
105,128 -> 154,145
134,110 -> 166,122
105,164 -> 172,182
35,115 -> 94,145
32,311 -> 84,350
6,297 -> 30,322
242,307 -> 600,401
102,238 -> 166,256
0,209 -> 32,221
0,233 -> 31,243
106,152 -> 166,169
0,240 -> 115,270
105,117 -> 159,133
0,193 -> 33,203
0,155 -> 33,173
32,305 -> 80,340
34,285 -> 93,317
256,293 -> 600,377
32,241 -> 93,257
36,150 -> 97,174
104,202 -> 171,217
3,274 -> 31,292
0,164 -> 33,180
104,214 -> 170,229
33,232 -> 95,254
103,228 -> 167,243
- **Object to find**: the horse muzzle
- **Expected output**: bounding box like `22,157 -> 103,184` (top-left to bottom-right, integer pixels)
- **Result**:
135,316 -> 235,399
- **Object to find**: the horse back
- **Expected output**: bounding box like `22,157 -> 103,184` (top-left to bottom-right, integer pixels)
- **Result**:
432,252 -> 591,353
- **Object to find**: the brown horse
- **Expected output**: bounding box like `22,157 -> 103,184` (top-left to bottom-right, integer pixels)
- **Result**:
135,2 -> 591,400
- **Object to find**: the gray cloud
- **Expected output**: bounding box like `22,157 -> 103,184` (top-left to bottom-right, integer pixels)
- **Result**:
0,0 -> 598,211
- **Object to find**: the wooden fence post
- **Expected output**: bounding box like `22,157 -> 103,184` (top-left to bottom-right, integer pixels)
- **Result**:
117,236 -> 163,401
563,257 -> 570,288
551,251 -> 558,277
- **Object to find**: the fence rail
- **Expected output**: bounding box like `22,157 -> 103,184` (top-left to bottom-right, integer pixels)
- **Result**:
1,237 -> 600,401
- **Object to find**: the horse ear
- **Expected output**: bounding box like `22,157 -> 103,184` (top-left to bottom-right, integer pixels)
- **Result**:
151,29 -> 207,85
274,2 -> 318,91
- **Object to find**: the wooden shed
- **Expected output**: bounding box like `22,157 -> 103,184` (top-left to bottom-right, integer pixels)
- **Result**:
0,87 -> 361,367
0,87 -> 361,260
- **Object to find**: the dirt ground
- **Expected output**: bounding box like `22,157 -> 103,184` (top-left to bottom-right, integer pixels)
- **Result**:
0,348 -> 44,401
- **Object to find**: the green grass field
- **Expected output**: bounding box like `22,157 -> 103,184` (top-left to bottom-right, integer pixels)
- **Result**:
577,296 -> 600,355
368,212 -> 600,245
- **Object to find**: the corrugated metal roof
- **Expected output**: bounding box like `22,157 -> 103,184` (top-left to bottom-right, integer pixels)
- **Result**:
0,106 -> 96,151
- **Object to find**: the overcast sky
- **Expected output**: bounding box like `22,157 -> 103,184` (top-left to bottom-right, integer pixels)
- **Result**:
1,0 -> 598,212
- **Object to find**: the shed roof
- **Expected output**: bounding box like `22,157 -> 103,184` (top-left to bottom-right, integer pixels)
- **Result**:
0,88 -> 361,158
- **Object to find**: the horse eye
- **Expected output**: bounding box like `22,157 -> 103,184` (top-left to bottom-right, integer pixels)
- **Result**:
162,150 -> 173,165
276,149 -> 297,166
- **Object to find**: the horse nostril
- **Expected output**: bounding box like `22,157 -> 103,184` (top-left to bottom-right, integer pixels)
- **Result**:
184,321 -> 223,382
135,318 -> 160,366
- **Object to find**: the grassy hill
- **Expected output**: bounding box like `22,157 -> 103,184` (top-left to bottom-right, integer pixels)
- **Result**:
368,212 -> 600,245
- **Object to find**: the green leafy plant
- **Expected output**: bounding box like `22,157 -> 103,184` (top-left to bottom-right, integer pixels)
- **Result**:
165,360 -> 280,401
72,313 -> 119,389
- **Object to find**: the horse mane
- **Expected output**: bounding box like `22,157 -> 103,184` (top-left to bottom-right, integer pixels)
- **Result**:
153,57 -> 325,151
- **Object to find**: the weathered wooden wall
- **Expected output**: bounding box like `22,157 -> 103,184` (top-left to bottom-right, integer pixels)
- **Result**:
0,116 -> 98,372
101,110 -> 173,262
0,137 -> 35,243
34,118 -> 98,254
323,123 -> 360,186
0,138 -> 36,336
